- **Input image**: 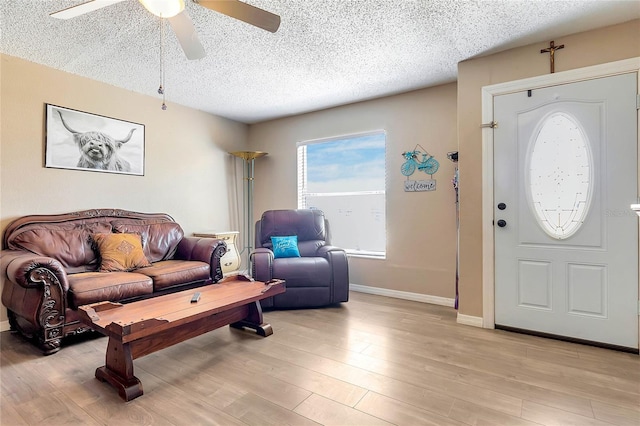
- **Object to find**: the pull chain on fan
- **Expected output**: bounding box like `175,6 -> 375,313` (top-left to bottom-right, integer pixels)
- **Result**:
158,16 -> 167,110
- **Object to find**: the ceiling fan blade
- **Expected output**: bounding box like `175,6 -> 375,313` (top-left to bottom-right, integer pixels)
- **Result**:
168,12 -> 207,60
50,0 -> 126,19
196,0 -> 281,33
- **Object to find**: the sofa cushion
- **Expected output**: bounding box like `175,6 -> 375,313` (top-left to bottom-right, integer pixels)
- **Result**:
7,222 -> 112,273
92,233 -> 151,272
67,271 -> 153,308
259,209 -> 326,246
297,240 -> 325,257
135,260 -> 210,291
112,221 -> 183,263
272,257 -> 331,288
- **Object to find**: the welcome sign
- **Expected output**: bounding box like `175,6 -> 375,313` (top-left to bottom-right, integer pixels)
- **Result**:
404,179 -> 436,192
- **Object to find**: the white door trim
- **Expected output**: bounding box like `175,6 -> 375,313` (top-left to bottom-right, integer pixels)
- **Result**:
481,57 -> 640,330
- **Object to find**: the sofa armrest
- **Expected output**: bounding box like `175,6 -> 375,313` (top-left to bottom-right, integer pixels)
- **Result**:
1,249 -> 69,354
1,250 -> 69,292
317,245 -> 344,257
317,245 -> 349,303
251,248 -> 274,282
174,237 -> 226,283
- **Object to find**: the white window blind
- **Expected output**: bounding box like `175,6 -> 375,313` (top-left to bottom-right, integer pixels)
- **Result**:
297,131 -> 386,257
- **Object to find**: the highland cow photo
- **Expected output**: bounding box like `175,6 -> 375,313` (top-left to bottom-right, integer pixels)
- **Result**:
45,104 -> 145,175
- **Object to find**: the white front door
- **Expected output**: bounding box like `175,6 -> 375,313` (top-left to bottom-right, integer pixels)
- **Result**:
494,73 -> 638,350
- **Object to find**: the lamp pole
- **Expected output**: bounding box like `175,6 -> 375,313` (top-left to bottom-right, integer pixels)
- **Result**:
230,151 -> 268,274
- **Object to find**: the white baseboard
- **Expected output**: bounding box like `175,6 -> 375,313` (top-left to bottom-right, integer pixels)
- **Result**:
1,320 -> 10,332
456,313 -> 483,328
349,284 -> 455,307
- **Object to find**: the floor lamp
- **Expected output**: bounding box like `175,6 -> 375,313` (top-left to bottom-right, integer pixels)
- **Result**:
230,151 -> 268,274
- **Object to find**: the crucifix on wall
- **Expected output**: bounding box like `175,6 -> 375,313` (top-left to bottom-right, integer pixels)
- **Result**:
540,40 -> 565,73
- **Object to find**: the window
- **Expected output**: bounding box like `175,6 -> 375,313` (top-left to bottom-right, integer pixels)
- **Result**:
297,131 -> 386,257
527,112 -> 592,239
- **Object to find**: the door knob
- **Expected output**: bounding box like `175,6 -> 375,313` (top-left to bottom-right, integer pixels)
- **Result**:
497,219 -> 507,227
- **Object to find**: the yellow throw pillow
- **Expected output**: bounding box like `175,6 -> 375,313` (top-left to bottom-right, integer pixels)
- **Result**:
93,233 -> 151,272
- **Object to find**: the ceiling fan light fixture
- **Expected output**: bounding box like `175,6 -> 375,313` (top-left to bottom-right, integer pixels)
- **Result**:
139,0 -> 185,18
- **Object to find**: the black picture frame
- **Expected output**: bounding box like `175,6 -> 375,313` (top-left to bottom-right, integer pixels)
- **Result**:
45,104 -> 145,176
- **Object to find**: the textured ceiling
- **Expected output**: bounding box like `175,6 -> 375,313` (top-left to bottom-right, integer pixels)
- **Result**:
2,0 -> 639,123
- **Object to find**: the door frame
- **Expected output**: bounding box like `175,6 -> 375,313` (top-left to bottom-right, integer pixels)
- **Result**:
480,57 -> 640,333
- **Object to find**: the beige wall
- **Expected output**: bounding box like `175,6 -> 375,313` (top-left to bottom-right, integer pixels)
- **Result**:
457,19 -> 640,318
248,84 -> 459,299
0,54 -> 248,323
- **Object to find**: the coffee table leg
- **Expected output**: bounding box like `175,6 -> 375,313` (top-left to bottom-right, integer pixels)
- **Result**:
95,338 -> 143,401
230,301 -> 274,337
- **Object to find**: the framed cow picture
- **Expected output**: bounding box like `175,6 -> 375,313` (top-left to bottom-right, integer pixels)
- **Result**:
45,104 -> 145,176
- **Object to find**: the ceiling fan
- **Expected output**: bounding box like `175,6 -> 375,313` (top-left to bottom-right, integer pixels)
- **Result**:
50,0 -> 281,60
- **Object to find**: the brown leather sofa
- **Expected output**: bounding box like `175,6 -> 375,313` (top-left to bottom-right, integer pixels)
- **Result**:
0,209 -> 226,354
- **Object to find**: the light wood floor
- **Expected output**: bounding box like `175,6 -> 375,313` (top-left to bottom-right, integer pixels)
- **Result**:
1,291 -> 639,425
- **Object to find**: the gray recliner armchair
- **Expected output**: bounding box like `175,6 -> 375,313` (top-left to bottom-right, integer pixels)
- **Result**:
251,209 -> 349,308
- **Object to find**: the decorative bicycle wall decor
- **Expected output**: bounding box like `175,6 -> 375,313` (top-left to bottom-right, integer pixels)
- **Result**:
401,144 -> 440,192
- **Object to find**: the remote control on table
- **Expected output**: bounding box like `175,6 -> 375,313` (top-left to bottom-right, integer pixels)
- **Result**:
190,292 -> 201,303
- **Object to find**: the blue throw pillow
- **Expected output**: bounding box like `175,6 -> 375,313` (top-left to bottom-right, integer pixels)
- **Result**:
271,236 -> 301,258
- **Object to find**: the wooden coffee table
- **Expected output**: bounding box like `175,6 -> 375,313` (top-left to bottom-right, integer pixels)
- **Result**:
77,275 -> 285,401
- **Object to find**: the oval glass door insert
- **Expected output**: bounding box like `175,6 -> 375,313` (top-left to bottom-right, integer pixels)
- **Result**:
528,112 -> 592,239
